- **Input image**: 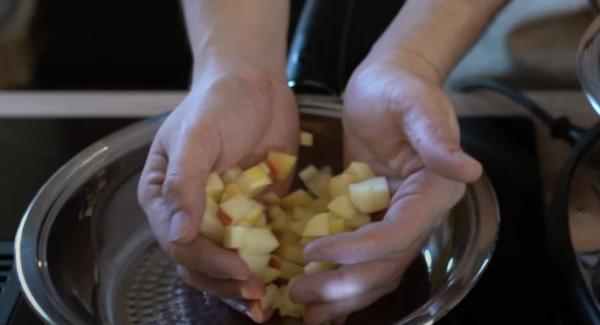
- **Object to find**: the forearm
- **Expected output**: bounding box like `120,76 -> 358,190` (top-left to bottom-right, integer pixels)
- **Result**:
182,0 -> 290,81
367,0 -> 507,84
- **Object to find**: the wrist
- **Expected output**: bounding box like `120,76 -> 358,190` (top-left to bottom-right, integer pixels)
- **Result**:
361,47 -> 444,86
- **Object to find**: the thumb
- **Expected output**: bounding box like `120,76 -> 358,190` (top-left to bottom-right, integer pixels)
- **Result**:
399,94 -> 482,182
163,122 -> 220,245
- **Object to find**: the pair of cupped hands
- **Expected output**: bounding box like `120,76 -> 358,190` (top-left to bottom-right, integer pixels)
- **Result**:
137,56 -> 482,325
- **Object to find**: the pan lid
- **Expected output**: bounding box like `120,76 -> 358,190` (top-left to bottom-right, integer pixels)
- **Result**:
578,15 -> 600,116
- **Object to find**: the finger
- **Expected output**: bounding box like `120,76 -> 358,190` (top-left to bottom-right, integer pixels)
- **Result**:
396,88 -> 482,182
290,259 -> 407,304
168,235 -> 250,280
304,285 -> 395,325
161,119 -> 221,244
177,266 -> 264,300
221,299 -> 275,323
305,173 -> 463,264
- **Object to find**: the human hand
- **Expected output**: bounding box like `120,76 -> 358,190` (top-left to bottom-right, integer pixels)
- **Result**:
290,58 -> 482,324
138,61 -> 299,322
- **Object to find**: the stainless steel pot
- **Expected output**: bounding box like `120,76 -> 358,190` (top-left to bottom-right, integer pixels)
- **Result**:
15,97 -> 500,325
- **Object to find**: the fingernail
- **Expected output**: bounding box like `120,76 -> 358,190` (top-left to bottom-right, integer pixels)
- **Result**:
169,212 -> 191,243
241,282 -> 264,300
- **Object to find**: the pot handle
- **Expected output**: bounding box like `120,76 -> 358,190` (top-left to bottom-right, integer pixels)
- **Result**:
286,0 -> 355,95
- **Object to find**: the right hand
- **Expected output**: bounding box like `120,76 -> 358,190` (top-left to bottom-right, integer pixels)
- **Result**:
137,61 -> 299,322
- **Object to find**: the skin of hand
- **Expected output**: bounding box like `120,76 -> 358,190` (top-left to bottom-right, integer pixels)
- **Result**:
137,1 -> 294,322
138,61 -> 299,322
290,0 -> 506,323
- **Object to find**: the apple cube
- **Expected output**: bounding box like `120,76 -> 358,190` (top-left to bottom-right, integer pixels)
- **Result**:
263,192 -> 281,205
271,212 -> 292,232
346,161 -> 375,181
240,254 -> 270,277
304,261 -> 337,275
222,167 -> 242,185
220,183 -> 242,203
303,167 -> 332,198
205,172 -> 224,201
348,177 -> 391,213
290,219 -> 309,237
345,213 -> 372,230
328,172 -> 359,197
306,197 -> 329,214
220,194 -> 263,224
278,230 -> 300,246
280,259 -> 304,279
298,165 -> 319,182
237,163 -> 272,195
281,189 -> 314,210
200,197 -> 225,244
263,267 -> 282,283
223,225 -> 248,249
300,236 -> 318,246
266,151 -> 297,181
327,194 -> 359,219
300,131 -> 313,147
236,219 -> 254,228
276,244 -> 305,265
277,283 -> 303,318
238,228 -> 279,255
329,216 -> 345,234
260,284 -> 280,310
269,255 -> 283,269
302,213 -> 331,237
292,207 -> 311,220
255,213 -> 268,227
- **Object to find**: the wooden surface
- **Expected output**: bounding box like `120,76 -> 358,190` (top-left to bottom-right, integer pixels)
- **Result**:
0,90 -> 597,204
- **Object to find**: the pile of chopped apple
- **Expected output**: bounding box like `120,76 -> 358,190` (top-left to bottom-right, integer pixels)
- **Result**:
199,145 -> 391,320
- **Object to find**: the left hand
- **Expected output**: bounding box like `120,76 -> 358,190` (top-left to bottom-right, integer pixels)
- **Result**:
290,59 -> 482,324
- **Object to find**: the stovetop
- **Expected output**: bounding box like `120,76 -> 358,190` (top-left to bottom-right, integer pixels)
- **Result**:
1,116 -> 557,324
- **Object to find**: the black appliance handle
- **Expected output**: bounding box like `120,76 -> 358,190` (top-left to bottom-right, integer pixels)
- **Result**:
286,0 -> 355,95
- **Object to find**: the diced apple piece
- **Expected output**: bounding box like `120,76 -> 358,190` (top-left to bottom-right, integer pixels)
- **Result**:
300,236 -> 318,246
240,254 -> 270,277
260,284 -> 280,310
304,261 -> 337,275
327,194 -> 359,219
306,197 -> 329,214
269,255 -> 283,269
278,230 -> 300,246
328,173 -> 359,197
205,172 -> 225,201
266,151 -> 297,181
280,260 -> 304,279
236,219 -> 254,227
302,213 -> 331,237
277,283 -> 304,318
263,267 -> 282,283
298,165 -> 319,182
329,216 -> 345,235
222,167 -> 242,185
303,167 -> 332,198
223,225 -> 248,249
292,207 -> 311,220
300,131 -> 314,147
281,189 -> 314,210
271,212 -> 292,232
220,184 -> 242,203
220,194 -> 263,224
346,161 -> 375,181
276,244 -> 305,265
200,197 -> 224,244
237,163 -> 272,195
263,192 -> 281,205
238,228 -> 279,255
290,219 -> 309,237
348,177 -> 391,213
345,213 -> 372,230
255,213 -> 268,227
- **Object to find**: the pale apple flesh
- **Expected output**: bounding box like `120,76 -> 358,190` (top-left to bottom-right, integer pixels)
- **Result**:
197,150 -> 391,321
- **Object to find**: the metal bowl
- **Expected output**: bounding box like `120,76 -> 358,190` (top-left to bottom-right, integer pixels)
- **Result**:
15,97 -> 499,325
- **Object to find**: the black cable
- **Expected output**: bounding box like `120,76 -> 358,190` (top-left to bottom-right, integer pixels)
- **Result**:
457,79 -> 586,146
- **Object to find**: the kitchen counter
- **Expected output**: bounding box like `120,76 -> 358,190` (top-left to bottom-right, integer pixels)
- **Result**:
0,90 -> 596,203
